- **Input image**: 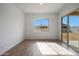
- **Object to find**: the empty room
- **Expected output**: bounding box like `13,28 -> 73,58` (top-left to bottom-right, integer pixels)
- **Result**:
0,3 -> 79,56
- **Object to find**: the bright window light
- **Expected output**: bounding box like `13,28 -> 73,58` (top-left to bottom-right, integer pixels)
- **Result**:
33,18 -> 49,32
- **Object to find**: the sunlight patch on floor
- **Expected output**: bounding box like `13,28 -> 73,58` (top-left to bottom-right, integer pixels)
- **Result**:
36,42 -> 75,56
47,43 -> 75,55
36,42 -> 57,55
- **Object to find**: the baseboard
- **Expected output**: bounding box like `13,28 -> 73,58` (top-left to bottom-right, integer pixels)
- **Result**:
24,39 -> 60,41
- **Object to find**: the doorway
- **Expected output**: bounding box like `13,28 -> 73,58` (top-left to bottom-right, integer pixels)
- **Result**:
61,8 -> 79,52
62,16 -> 69,45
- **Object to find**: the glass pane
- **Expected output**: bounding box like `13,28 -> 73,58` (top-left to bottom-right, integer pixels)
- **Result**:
33,18 -> 48,32
62,16 -> 68,43
69,16 -> 79,49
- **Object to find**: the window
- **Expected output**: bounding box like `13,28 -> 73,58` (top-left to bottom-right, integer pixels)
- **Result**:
33,18 -> 49,32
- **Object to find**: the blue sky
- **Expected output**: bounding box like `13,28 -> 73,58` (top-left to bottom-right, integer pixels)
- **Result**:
63,16 -> 79,27
34,18 -> 48,26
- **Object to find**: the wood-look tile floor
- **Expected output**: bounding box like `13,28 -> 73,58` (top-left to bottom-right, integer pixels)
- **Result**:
2,40 -> 79,56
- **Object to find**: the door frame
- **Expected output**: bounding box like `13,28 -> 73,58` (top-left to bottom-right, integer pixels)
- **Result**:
61,15 -> 69,46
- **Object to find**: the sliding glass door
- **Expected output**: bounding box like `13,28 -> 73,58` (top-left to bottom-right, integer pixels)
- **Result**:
62,15 -> 79,52
69,16 -> 79,50
62,16 -> 68,43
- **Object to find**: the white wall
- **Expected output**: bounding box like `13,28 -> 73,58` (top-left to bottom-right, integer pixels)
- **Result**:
58,3 -> 79,40
0,4 -> 24,55
24,13 -> 59,39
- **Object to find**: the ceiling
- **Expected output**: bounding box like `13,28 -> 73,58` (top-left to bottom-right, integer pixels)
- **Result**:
68,8 -> 79,15
15,3 -> 65,14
